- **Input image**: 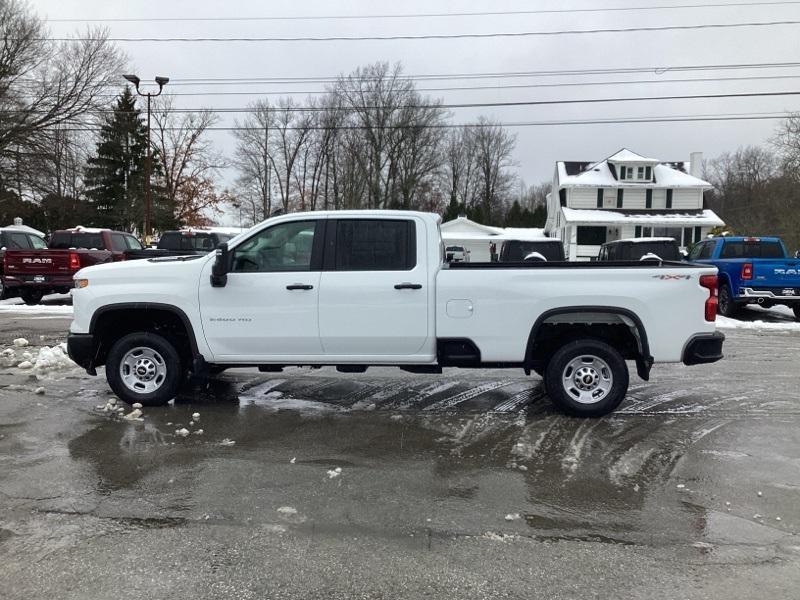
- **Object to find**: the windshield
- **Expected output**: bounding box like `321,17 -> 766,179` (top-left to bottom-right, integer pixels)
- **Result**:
720,240 -> 785,259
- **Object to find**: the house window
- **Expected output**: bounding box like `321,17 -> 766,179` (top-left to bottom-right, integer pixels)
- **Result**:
596,188 -> 603,208
634,226 -> 642,237
646,189 -> 653,209
620,166 -> 626,179
637,167 -> 644,179
559,189 -> 566,206
645,166 -> 652,180
666,189 -> 673,209
694,226 -> 702,243
642,227 -> 652,236
616,189 -> 623,208
652,226 -> 682,244
576,226 -> 607,245
683,228 -> 693,247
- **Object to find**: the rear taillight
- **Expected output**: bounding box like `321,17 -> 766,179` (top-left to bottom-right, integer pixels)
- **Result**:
700,274 -> 718,322
741,262 -> 752,280
69,252 -> 80,270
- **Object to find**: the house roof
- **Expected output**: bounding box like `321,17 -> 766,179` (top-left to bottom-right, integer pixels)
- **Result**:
607,148 -> 659,163
556,149 -> 712,189
560,207 -> 724,227
440,216 -> 505,236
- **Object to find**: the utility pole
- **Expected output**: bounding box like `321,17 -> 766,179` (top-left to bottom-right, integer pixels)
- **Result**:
123,74 -> 169,242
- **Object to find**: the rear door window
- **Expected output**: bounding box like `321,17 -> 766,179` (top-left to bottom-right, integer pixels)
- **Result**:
333,219 -> 415,271
28,235 -> 47,249
110,233 -> 127,251
7,232 -> 32,249
125,235 -> 143,250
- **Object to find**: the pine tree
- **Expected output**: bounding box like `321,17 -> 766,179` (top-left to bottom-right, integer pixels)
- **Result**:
84,88 -> 173,232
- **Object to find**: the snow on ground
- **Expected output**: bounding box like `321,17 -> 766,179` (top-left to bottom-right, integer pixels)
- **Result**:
717,315 -> 800,331
0,293 -> 73,314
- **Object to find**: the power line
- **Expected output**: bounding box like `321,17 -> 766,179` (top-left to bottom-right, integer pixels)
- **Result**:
7,89 -> 800,114
40,20 -> 800,43
42,2 -> 800,22
10,89 -> 800,113
165,61 -> 800,84
135,74 -> 800,98
27,111 -> 796,132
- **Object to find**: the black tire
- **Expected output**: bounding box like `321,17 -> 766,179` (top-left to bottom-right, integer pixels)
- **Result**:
544,339 -> 629,417
105,332 -> 184,406
717,283 -> 738,318
21,289 -> 44,306
793,305 -> 800,322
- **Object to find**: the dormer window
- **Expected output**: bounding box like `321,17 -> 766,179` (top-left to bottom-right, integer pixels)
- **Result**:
619,165 -> 653,181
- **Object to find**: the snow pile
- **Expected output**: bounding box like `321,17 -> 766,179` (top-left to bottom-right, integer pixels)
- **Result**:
32,344 -> 73,373
12,338 -> 29,347
326,466 -> 342,479
716,315 -> 800,331
219,438 -> 236,446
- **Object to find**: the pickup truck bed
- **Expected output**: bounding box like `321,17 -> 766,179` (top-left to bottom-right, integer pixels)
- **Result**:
67,211 -> 724,416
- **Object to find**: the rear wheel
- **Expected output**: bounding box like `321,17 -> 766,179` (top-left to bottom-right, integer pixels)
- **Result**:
544,339 -> 629,417
717,283 -> 738,318
106,332 -> 184,406
21,289 -> 44,305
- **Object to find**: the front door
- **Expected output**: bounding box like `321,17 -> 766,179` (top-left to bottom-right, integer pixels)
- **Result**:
318,218 -> 431,357
199,218 -> 324,360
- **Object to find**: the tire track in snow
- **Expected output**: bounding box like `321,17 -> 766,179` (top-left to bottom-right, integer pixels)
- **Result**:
422,380 -> 517,411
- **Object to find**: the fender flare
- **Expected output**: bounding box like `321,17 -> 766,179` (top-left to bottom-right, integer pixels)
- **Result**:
524,306 -> 653,380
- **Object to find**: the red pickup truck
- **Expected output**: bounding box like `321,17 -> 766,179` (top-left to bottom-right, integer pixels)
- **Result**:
2,228 -> 142,305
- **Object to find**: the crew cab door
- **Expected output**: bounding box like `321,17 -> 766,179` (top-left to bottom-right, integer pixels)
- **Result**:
317,217 -> 431,357
198,218 -> 324,359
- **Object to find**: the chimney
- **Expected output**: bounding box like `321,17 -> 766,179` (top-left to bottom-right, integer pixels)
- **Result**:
13,217 -> 22,226
689,152 -> 703,178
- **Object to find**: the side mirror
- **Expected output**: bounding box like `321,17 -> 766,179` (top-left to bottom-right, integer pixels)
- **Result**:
210,242 -> 230,287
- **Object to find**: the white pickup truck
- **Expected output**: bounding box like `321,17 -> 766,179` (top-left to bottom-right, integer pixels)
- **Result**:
67,211 -> 724,416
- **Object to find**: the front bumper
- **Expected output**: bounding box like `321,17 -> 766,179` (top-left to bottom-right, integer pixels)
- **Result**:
67,333 -> 98,375
682,332 -> 725,366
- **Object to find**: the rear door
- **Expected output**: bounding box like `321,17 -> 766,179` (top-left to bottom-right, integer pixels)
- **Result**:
317,217 -> 430,357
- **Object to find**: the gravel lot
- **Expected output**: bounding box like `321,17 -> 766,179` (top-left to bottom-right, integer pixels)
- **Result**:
1,303 -> 799,599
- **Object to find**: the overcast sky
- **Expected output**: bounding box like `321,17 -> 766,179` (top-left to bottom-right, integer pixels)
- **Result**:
34,0 -> 800,190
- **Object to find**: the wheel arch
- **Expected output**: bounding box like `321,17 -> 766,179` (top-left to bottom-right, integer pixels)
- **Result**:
89,302 -> 200,368
525,306 -> 653,380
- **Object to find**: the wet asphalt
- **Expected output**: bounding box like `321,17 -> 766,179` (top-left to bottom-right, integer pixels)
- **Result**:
0,306 -> 799,599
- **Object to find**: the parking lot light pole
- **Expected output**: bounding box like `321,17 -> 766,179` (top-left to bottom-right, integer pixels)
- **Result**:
123,74 -> 169,242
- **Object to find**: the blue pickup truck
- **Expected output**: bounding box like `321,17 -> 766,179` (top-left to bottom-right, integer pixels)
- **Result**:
688,236 -> 800,320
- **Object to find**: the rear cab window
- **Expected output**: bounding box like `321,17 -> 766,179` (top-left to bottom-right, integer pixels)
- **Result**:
720,240 -> 785,259
50,232 -> 104,250
332,219 -> 416,271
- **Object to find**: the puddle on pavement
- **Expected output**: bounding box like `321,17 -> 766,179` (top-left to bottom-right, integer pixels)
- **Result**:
61,371 -> 799,548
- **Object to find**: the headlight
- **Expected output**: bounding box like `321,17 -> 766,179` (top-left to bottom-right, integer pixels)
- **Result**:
75,278 -> 89,289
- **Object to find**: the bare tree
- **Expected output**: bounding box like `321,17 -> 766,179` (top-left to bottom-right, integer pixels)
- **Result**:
471,117 -> 517,222
0,0 -> 124,189
151,97 -> 226,225
233,100 -> 274,221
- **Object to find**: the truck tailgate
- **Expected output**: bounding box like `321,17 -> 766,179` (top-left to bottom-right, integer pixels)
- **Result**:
3,249 -> 75,277
751,258 -> 800,292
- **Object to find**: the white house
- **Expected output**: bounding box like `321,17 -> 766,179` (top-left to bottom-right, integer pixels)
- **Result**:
544,148 -> 724,261
441,216 -> 546,262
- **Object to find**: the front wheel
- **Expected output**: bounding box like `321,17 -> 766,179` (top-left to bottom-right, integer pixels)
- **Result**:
106,332 -> 184,406
21,289 -> 44,305
544,339 -> 629,417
